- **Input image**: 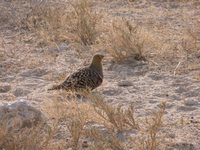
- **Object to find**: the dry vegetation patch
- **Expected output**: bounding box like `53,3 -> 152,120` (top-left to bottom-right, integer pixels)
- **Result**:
40,93 -> 167,150
23,1 -> 70,46
0,91 -> 175,150
106,19 -> 152,62
70,0 -> 102,45
89,94 -> 139,132
22,0 -> 102,47
1,0 -> 200,149
135,102 -> 166,150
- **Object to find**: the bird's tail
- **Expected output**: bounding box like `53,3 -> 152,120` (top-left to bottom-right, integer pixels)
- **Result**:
48,84 -> 63,91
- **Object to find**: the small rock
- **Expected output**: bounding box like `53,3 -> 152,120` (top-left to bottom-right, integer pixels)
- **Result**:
20,68 -> 48,77
149,100 -> 158,104
184,99 -> 199,106
82,141 -> 88,148
184,90 -> 199,97
167,133 -> 176,139
0,84 -> 11,93
0,93 -> 16,101
175,87 -> 187,94
116,129 -> 138,141
170,95 -> 181,101
0,101 -> 46,132
102,88 -> 122,96
0,76 -> 15,82
166,142 -> 196,150
177,106 -> 197,112
148,73 -> 163,81
118,80 -> 133,87
48,42 -> 69,53
13,88 -> 31,97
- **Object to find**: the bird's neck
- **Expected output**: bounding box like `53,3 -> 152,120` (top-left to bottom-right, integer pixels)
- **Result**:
90,60 -> 103,77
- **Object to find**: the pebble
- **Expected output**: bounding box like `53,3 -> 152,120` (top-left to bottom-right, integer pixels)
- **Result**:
0,83 -> 11,93
0,93 -> 16,101
118,80 -> 133,87
177,106 -> 197,112
13,88 -> 31,97
184,99 -> 199,106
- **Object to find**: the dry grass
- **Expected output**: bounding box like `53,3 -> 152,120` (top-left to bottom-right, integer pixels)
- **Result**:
23,1 -> 69,46
86,128 -> 125,150
64,100 -> 90,149
186,20 -> 200,51
42,92 -> 103,149
0,0 -> 199,149
89,94 -> 139,132
0,123 -> 58,150
169,18 -> 200,75
107,19 -> 147,62
22,0 -> 101,47
0,37 -> 4,62
0,92 -> 167,150
70,0 -> 102,45
135,102 -> 166,150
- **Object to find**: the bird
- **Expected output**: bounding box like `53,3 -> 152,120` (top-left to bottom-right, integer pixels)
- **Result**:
48,54 -> 104,92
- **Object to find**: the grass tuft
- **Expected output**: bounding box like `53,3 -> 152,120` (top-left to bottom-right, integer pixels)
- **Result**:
23,1 -> 69,46
70,0 -> 102,45
89,94 -> 139,132
136,102 -> 166,150
107,19 -> 146,62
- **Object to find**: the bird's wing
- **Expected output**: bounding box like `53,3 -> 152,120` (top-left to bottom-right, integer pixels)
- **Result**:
75,68 -> 103,90
66,67 -> 103,89
49,67 -> 103,90
61,67 -> 90,89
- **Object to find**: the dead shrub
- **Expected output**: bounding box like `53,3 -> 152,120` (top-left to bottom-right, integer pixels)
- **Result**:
107,19 -> 146,62
136,102 -> 166,150
23,1 -> 70,46
70,0 -> 101,45
89,94 -> 139,132
22,0 -> 101,47
65,101 -> 88,149
86,128 -> 125,150
42,94 -> 100,149
0,123 -> 59,150
0,95 -> 67,150
0,91 -> 168,150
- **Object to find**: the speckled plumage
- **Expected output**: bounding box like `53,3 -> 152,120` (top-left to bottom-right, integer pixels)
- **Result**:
48,54 -> 104,91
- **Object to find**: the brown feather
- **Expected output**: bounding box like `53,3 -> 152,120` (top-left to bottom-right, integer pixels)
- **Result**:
48,54 -> 104,91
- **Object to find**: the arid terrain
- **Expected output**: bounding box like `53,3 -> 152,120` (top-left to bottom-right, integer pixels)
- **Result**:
0,0 -> 200,150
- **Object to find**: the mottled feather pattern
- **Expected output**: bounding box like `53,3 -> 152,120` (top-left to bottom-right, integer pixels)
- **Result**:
48,54 -> 104,91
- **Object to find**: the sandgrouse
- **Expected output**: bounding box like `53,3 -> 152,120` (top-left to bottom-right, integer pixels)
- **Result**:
48,54 -> 104,92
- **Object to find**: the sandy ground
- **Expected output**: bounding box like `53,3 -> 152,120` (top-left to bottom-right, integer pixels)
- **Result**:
0,0 -> 200,149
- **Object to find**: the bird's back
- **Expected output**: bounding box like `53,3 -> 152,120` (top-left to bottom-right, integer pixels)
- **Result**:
49,66 -> 103,91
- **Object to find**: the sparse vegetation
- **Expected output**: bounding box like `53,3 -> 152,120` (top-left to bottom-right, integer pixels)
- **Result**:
0,93 -> 167,150
186,20 -> 200,51
89,94 -> 139,132
70,0 -> 102,45
86,128 -> 125,150
136,102 -> 166,150
65,101 -> 89,149
107,19 -> 146,62
23,1 -> 69,46
1,0 -> 200,150
0,124 -> 55,150
22,0 -> 101,46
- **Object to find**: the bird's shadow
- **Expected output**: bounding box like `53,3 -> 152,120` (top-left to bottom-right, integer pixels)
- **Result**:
47,89 -> 95,103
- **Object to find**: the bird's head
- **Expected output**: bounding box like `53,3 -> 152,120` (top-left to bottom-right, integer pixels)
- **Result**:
93,54 -> 104,62
90,54 -> 104,68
